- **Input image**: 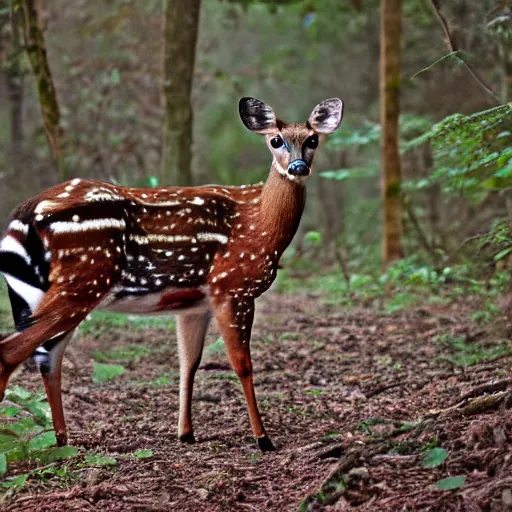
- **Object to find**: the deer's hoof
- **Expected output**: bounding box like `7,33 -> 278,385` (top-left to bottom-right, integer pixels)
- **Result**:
56,431 -> 68,447
179,432 -> 196,444
257,435 -> 276,452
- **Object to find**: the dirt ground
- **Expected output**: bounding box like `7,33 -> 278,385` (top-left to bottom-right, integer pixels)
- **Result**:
2,290 -> 512,511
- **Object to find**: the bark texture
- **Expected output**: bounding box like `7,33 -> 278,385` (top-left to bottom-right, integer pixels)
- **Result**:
20,0 -> 65,180
380,0 -> 404,266
6,6 -> 25,168
161,0 -> 201,186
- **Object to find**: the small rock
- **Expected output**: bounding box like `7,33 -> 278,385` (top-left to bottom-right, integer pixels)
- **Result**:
502,488 -> 512,507
331,497 -> 351,511
85,468 -> 102,486
348,467 -> 369,481
197,488 -> 209,500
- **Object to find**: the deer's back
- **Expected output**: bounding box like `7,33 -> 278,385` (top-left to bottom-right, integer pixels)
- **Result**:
1,179 -> 265,316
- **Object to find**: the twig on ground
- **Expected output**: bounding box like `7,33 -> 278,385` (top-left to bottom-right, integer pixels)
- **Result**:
365,381 -> 403,398
458,379 -> 510,402
428,391 -> 511,418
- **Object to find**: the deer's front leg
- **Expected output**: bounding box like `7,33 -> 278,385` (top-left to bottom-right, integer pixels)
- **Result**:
176,310 -> 210,443
212,296 -> 275,452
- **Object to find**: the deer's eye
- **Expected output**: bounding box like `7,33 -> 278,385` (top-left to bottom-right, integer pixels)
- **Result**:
270,136 -> 284,149
304,135 -> 319,149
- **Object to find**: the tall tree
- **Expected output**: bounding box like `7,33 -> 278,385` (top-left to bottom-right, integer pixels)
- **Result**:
161,0 -> 201,186
4,4 -> 25,173
20,0 -> 65,180
380,0 -> 404,266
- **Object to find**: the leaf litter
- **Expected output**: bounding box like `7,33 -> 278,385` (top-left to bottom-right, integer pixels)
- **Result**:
1,291 -> 512,511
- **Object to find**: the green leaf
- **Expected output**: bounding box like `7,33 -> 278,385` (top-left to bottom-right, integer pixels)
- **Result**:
433,475 -> 466,490
11,473 -> 29,488
46,446 -> 80,463
494,247 -> 512,261
5,418 -> 41,436
320,166 -> 378,181
205,337 -> 225,357
1,473 -> 29,490
304,231 -> 322,245
494,165 -> 512,179
6,386 -> 32,401
148,176 -> 159,187
134,449 -> 153,459
111,68 -> 121,85
320,169 -> 351,181
29,431 -> 57,451
85,454 -> 117,467
0,453 -> 7,476
92,362 -> 125,384
5,447 -> 26,463
0,406 -> 22,417
25,400 -> 52,427
0,433 -> 20,453
421,448 -> 448,467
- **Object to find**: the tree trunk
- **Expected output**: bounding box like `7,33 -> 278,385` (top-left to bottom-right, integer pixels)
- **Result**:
503,45 -> 512,103
20,0 -> 66,180
380,0 -> 404,266
161,0 -> 201,186
6,5 -> 25,172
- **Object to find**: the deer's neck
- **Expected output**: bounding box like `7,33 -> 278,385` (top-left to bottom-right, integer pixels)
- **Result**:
257,163 -> 306,254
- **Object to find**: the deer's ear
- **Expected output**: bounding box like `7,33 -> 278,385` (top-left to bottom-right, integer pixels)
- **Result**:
308,98 -> 343,134
239,97 -> 277,134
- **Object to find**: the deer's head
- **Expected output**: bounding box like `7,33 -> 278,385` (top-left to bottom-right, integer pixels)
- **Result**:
239,97 -> 343,182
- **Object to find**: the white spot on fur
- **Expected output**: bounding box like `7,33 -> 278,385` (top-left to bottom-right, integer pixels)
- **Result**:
35,200 -> 59,214
85,188 -> 124,202
129,234 -> 193,245
196,232 -> 228,244
8,220 -> 29,235
49,218 -> 126,234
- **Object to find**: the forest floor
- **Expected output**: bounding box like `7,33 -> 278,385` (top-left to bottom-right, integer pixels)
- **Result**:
1,288 -> 512,511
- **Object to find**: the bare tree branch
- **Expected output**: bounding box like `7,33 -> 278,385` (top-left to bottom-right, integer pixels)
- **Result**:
427,0 -> 501,103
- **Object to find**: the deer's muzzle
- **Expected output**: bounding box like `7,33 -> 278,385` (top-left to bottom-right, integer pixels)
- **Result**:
287,159 -> 310,177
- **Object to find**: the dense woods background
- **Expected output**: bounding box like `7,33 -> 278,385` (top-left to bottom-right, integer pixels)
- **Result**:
1,0 -> 510,274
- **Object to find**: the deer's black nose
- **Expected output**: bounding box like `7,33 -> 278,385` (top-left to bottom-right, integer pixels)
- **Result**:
287,159 -> 310,177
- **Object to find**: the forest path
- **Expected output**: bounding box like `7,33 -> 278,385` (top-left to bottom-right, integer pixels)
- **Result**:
3,292 -> 512,511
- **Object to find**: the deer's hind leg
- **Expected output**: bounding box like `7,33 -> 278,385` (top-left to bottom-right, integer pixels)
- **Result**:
38,331 -> 75,446
0,287 -> 98,419
6,282 -> 76,445
176,310 -> 211,443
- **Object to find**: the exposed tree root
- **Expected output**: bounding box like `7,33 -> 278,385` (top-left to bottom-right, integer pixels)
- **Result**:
458,379 -> 510,402
429,391 -> 511,419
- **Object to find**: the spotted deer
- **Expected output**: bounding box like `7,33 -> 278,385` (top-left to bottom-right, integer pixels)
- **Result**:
0,97 -> 343,451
